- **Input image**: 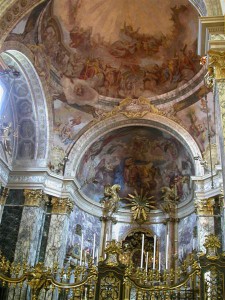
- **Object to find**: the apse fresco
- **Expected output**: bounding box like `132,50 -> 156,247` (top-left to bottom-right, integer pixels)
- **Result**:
77,127 -> 194,204
40,0 -> 201,104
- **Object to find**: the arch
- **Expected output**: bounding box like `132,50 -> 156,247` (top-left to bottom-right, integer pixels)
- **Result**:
0,48 -> 49,166
65,113 -> 204,179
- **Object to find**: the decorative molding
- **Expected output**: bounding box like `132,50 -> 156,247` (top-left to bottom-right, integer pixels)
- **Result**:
0,1 -> 44,46
24,189 -> 47,207
51,197 -> 74,215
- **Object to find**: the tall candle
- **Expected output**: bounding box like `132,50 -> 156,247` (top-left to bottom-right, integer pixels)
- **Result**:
145,252 -> 149,273
92,233 -> 96,260
159,252 -> 161,272
166,234 -> 169,269
96,248 -> 99,264
80,233 -> 83,266
141,234 -> 145,269
153,235 -> 156,269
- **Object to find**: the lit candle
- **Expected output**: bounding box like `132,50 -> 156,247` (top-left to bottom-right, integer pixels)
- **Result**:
92,233 -> 96,260
159,252 -> 161,272
141,234 -> 145,269
166,234 -> 169,269
80,233 -> 83,266
153,235 -> 156,269
145,252 -> 149,273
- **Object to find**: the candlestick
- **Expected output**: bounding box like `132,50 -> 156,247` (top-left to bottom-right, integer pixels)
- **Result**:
80,233 -> 83,266
145,252 -> 149,273
159,252 -> 161,272
166,234 -> 169,269
153,235 -> 156,269
96,248 -> 99,264
141,234 -> 145,269
92,233 -> 96,260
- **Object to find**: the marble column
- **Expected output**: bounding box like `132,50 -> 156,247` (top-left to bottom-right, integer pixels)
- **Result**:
99,216 -> 117,257
195,197 -> 215,252
0,187 -> 9,223
208,49 -> 225,250
44,197 -> 74,268
14,189 -> 47,265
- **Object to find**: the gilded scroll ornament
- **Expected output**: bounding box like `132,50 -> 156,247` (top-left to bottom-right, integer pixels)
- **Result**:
51,197 -> 74,214
24,189 -> 47,207
208,49 -> 225,80
203,234 -> 221,260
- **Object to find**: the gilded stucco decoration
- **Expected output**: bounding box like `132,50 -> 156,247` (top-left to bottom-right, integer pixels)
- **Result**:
51,197 -> 74,214
208,49 -> 225,80
194,197 -> 215,215
24,189 -> 47,207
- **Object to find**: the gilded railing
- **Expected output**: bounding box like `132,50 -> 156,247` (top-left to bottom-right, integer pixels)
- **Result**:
0,254 -> 97,300
123,253 -> 200,300
1,235 -> 225,299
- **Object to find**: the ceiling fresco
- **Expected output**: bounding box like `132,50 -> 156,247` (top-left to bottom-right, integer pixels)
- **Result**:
77,126 -> 194,204
40,0 -> 201,104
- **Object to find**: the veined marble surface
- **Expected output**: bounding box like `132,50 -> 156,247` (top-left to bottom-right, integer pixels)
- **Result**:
14,206 -> 45,264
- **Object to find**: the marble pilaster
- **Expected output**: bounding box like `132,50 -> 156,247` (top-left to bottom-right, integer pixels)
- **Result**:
195,197 -> 215,252
14,189 -> 47,265
44,197 -> 74,268
207,49 -> 225,250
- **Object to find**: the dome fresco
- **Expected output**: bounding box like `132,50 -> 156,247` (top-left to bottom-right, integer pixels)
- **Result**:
77,126 -> 195,205
40,0 -> 201,105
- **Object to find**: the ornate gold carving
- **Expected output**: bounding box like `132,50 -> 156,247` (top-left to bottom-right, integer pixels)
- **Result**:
124,190 -> 156,224
100,184 -> 121,218
104,240 -> 122,267
51,197 -> 74,214
24,189 -> 47,207
208,49 -> 225,80
0,187 -> 9,205
203,234 -> 221,260
194,197 -> 215,215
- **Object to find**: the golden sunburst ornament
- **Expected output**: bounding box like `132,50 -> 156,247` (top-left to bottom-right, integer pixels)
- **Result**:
123,189 -> 157,224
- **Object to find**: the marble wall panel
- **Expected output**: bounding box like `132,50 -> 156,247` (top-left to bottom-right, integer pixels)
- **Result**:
66,206 -> 101,262
0,206 -> 23,261
178,213 -> 197,259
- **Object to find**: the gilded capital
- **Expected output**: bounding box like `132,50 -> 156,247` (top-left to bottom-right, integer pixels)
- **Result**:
24,189 -> 47,207
51,197 -> 74,214
0,187 -> 9,205
195,197 -> 215,215
208,49 -> 225,80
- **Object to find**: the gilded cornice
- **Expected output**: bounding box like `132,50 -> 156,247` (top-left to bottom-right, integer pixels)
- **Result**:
24,189 -> 47,207
51,197 -> 74,215
0,0 -> 44,47
195,197 -> 215,215
208,49 -> 225,80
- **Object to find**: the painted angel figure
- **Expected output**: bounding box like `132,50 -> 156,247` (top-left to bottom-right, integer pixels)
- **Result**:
100,184 -> 121,217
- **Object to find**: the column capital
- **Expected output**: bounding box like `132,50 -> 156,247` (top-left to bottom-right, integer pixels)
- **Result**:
51,197 -> 74,214
195,197 -> 215,215
208,49 -> 225,80
0,187 -> 9,205
24,189 -> 48,207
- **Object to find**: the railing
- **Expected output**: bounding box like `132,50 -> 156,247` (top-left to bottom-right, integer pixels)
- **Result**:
0,235 -> 225,299
0,255 -> 97,300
